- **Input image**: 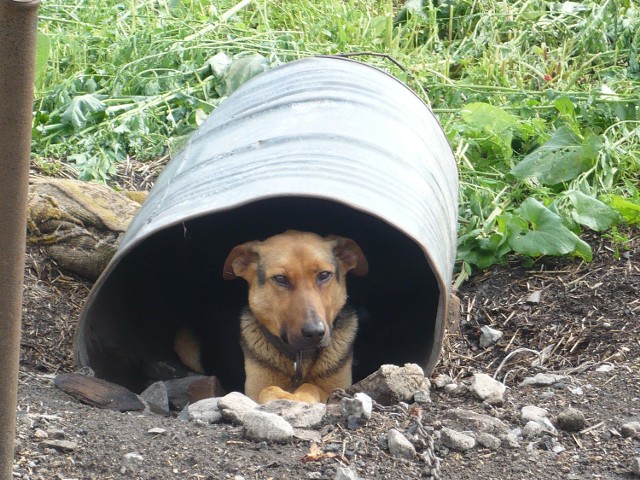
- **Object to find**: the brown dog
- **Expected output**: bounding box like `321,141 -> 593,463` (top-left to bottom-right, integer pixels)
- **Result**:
174,230 -> 367,403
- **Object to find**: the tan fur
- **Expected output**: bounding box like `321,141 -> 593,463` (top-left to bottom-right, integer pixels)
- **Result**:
174,230 -> 367,404
173,327 -> 205,374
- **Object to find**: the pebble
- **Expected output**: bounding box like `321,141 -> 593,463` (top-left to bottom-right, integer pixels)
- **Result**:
621,422 -> 640,438
39,439 -> 78,453
218,392 -> 258,424
521,405 -> 548,423
444,408 -> 508,434
502,432 -> 520,448
433,374 -> 454,389
522,421 -> 544,439
308,473 -> 322,480
479,325 -> 503,347
188,398 -> 222,424
476,432 -> 501,450
631,457 -> 640,476
140,381 -> 170,416
519,373 -> 569,387
413,389 -> 431,404
555,407 -> 586,432
147,427 -> 166,435
334,466 -> 359,480
259,400 -> 326,428
243,410 -> 293,443
526,290 -> 542,303
469,373 -> 506,405
440,427 -> 476,451
387,429 -> 416,459
341,392 -> 373,421
124,452 -> 144,463
33,429 -> 48,439
349,363 -> 430,406
444,383 -> 465,395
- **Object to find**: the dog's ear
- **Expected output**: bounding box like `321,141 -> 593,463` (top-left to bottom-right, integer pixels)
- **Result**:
223,242 -> 259,280
329,236 -> 368,276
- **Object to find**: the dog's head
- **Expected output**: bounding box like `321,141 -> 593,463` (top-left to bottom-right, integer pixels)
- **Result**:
223,231 -> 368,353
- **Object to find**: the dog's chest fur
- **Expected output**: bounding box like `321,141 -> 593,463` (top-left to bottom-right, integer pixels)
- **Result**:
239,307 -> 358,390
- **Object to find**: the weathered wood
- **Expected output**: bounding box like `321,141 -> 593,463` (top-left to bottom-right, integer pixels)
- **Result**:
54,373 -> 145,412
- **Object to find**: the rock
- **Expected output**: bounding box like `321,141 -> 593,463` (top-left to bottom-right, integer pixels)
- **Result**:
522,421 -> 544,439
187,376 -> 226,404
218,392 -> 258,424
308,472 -> 323,480
479,325 -> 503,348
164,375 -> 207,410
124,452 -> 144,463
433,374 -> 454,389
387,429 -> 416,459
188,398 -> 222,424
631,457 -> 640,476
259,400 -> 326,428
440,427 -> 476,451
413,390 -> 431,404
519,373 -> 568,387
555,407 -> 586,432
502,432 -> 520,448
147,427 -> 166,435
243,410 -> 293,443
341,393 -> 373,423
595,364 -> 615,373
293,429 -> 322,443
46,428 -> 66,440
349,363 -> 430,405
621,422 -> 640,438
526,290 -> 542,303
521,405 -> 548,423
444,408 -> 508,434
444,383 -> 466,395
40,439 -> 78,453
140,381 -> 170,416
469,373 -> 506,405
476,432 -> 501,450
335,466 -> 359,480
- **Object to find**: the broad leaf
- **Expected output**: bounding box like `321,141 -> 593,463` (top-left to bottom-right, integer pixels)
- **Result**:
60,94 -> 106,130
35,32 -> 50,89
604,195 -> 640,224
217,54 -> 268,96
507,197 -> 592,261
566,191 -> 620,231
460,102 -> 518,134
511,126 -> 601,185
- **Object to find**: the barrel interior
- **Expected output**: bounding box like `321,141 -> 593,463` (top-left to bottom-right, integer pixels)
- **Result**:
80,197 -> 441,393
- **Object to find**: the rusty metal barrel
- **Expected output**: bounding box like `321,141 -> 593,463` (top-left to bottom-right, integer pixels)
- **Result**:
75,56 -> 458,393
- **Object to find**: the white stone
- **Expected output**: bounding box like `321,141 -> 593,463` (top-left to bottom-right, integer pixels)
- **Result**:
631,457 -> 640,476
188,397 -> 222,424
522,421 -> 544,439
259,400 -> 326,428
341,393 -> 373,420
243,410 -> 293,443
334,466 -> 359,480
218,392 -> 258,424
440,427 -> 476,451
519,373 -> 568,387
469,373 -> 506,405
387,429 -> 416,459
433,374 -> 454,389
479,325 -> 503,348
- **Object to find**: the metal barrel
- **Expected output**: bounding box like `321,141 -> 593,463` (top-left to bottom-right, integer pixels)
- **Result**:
75,56 -> 458,393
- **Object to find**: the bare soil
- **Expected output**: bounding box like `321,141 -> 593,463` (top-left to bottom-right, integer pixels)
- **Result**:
14,229 -> 640,480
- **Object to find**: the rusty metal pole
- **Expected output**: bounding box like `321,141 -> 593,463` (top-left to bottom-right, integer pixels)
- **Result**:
0,0 -> 40,478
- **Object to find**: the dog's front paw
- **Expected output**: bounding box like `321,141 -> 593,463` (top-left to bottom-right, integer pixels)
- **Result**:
258,383 -> 326,404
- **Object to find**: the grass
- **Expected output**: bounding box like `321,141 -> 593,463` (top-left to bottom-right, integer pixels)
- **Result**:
33,0 -> 640,276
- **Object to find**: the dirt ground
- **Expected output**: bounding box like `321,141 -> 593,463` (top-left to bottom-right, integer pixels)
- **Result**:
14,227 -> 640,480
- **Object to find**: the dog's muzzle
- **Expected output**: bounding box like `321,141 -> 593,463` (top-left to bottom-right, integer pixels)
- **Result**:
286,309 -> 330,352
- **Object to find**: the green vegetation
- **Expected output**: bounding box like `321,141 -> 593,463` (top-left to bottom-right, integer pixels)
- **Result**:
34,0 -> 640,276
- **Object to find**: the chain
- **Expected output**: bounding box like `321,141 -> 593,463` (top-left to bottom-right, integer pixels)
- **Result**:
414,417 -> 442,479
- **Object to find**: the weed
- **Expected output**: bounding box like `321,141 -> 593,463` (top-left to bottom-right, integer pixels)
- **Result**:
33,0 -> 639,271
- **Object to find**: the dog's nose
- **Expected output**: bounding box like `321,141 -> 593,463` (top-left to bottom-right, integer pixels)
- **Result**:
301,319 -> 326,344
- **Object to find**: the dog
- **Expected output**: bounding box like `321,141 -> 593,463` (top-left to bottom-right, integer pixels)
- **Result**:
174,230 -> 368,404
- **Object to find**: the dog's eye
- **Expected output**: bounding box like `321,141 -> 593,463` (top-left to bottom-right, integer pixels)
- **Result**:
316,271 -> 333,285
272,274 -> 291,288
